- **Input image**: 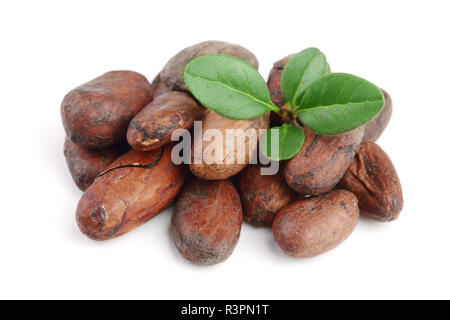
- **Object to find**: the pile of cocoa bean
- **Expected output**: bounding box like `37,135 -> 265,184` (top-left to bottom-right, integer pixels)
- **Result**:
62,41 -> 403,265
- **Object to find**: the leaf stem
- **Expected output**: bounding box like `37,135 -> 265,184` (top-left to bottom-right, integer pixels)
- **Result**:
269,104 -> 280,114
280,104 -> 294,123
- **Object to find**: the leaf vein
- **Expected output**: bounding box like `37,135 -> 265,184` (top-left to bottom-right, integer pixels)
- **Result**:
291,51 -> 319,103
186,73 -> 277,112
297,99 -> 382,113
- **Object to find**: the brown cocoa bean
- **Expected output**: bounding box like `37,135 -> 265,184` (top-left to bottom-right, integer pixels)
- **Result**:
363,89 -> 393,142
151,73 -> 171,98
127,92 -> 202,151
61,71 -> 153,149
161,41 -> 259,91
76,145 -> 185,240
338,141 -> 403,222
171,178 -> 243,265
189,110 -> 270,180
273,190 -> 359,258
64,138 -> 128,191
238,164 -> 297,226
284,127 -> 364,195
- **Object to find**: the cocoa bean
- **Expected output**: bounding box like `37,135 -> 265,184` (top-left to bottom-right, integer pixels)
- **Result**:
273,190 -> 359,258
238,164 -> 297,226
61,71 -> 152,149
127,92 -> 202,151
284,127 -> 364,195
338,141 -> 403,222
76,145 -> 185,240
161,41 -> 259,91
363,89 -> 393,142
171,178 -> 243,265
64,138 -> 128,191
189,110 -> 270,180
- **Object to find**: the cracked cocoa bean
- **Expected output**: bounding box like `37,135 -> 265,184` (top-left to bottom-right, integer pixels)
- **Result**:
338,141 -> 403,222
64,138 -> 128,191
127,92 -> 202,151
189,109 -> 270,180
238,164 -> 297,226
171,178 -> 243,265
273,190 -> 359,258
161,40 -> 259,91
76,145 -> 185,240
61,71 -> 153,149
363,89 -> 392,142
284,127 -> 364,195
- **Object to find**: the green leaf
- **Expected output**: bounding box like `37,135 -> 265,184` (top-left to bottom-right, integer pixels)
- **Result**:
259,124 -> 305,161
184,54 -> 278,120
296,73 -> 384,136
281,48 -> 328,106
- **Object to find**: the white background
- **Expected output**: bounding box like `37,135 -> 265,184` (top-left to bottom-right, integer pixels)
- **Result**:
0,0 -> 449,300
